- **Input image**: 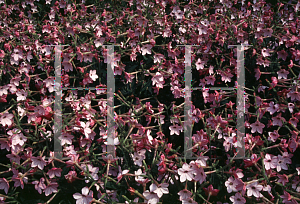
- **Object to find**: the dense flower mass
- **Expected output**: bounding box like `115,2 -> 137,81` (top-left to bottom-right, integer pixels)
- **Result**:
0,0 -> 300,203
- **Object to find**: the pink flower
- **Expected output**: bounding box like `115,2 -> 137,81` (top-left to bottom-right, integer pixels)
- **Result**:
0,112 -> 14,127
169,124 -> 183,135
268,130 -> 280,142
58,132 -> 74,146
276,155 -> 289,172
178,163 -> 193,182
195,58 -> 205,70
287,91 -> 300,101
267,101 -> 279,115
277,69 -> 289,79
277,50 -> 288,61
246,181 -> 263,198
0,178 -> 9,194
250,121 -> 265,134
132,151 -> 145,167
230,192 -> 246,204
263,153 -> 277,170
189,162 -> 206,184
16,89 -> 27,101
117,166 -> 129,183
89,70 -> 98,81
254,68 -> 261,80
261,48 -> 271,58
182,198 -> 197,204
47,168 -> 62,178
11,131 -> 27,147
31,156 -> 47,170
134,169 -> 149,185
151,183 -> 169,198
32,177 -> 46,194
152,72 -> 164,88
143,186 -> 159,204
203,184 -> 219,196
277,174 -> 289,186
225,177 -> 238,193
272,113 -> 286,127
281,191 -> 292,204
220,70 -> 233,83
205,75 -> 215,85
141,44 -> 152,55
73,187 -> 93,204
178,189 -> 192,201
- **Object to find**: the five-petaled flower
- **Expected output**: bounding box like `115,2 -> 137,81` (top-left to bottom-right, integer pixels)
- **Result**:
250,121 -> 265,134
73,187 -> 93,204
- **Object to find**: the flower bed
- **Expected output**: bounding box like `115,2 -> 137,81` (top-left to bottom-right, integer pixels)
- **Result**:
0,0 -> 300,203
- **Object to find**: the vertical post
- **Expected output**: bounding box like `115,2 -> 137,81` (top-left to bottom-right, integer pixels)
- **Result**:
236,44 -> 246,159
184,45 -> 193,159
106,45 -> 116,158
228,43 -> 251,159
54,45 -> 63,159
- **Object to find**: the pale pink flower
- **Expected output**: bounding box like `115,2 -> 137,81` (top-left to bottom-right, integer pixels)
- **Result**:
6,153 -> 20,164
0,178 -> 9,194
225,177 -> 238,193
182,198 -> 197,204
277,174 -> 289,186
276,155 -> 289,172
178,189 -> 192,201
246,181 -> 263,198
89,70 -> 98,81
205,75 -> 215,85
141,44 -> 152,55
132,152 -> 145,167
81,164 -> 99,183
152,72 -> 164,88
178,163 -> 193,182
268,130 -> 280,142
16,89 -> 27,101
169,124 -> 183,135
254,68 -> 261,80
190,163 -> 206,184
47,167 -> 62,178
264,153 -> 277,170
277,50 -> 288,61
281,191 -> 292,204
117,166 -> 129,183
261,48 -> 271,58
11,132 -> 27,147
153,53 -> 164,63
58,132 -> 74,146
0,112 -> 14,127
143,187 -> 159,204
32,177 -> 46,194
135,169 -> 149,185
287,91 -> 300,101
267,101 -> 279,115
277,69 -> 289,79
31,156 -> 47,170
250,121 -> 265,134
220,70 -> 233,83
195,58 -> 205,70
73,187 -> 93,204
151,183 -> 169,198
272,114 -> 286,127
230,192 -> 246,204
